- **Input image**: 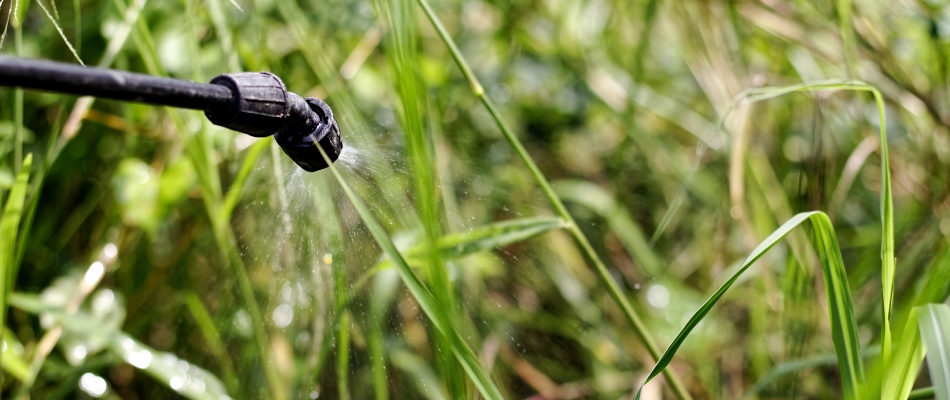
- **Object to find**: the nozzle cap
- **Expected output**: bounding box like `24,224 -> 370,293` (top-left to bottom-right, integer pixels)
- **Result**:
274,98 -> 343,172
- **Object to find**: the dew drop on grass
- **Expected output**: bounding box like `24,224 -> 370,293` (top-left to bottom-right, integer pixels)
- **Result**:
169,376 -> 183,391
79,373 -> 108,397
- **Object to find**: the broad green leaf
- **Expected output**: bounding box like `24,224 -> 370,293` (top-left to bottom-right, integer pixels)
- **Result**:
10,293 -> 230,400
0,154 -> 32,331
918,304 -> 950,400
110,333 -> 230,400
316,145 -> 505,400
10,293 -> 119,336
635,211 -> 864,400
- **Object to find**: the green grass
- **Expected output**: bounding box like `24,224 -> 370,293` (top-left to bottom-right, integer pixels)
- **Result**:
636,211 -> 864,399
4,0 -> 950,398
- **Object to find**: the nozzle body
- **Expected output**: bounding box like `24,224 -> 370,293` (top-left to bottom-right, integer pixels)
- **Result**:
205,72 -> 298,138
204,72 -> 344,171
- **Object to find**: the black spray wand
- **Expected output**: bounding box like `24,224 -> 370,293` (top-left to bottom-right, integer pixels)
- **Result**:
0,56 -> 343,172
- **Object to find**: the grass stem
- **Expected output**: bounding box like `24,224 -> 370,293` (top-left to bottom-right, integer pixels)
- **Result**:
415,1 -> 693,398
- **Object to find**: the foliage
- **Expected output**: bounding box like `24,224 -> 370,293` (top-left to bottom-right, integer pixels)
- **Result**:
2,0 -> 950,398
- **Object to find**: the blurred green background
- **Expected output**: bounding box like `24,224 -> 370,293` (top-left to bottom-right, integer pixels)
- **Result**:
2,0 -> 950,398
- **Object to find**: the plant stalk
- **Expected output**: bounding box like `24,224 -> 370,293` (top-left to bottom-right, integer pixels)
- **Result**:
415,1 -> 693,398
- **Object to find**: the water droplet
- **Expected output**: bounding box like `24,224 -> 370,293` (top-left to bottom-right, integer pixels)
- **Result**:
169,376 -> 184,391
92,289 -> 115,313
79,373 -> 108,397
72,345 -> 88,361
273,304 -> 295,328
124,348 -> 153,369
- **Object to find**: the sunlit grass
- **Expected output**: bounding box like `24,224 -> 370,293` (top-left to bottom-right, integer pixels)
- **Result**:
3,0 -> 950,398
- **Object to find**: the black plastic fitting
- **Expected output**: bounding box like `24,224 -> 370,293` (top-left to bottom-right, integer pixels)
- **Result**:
275,98 -> 343,172
205,72 -> 295,138
205,72 -> 344,171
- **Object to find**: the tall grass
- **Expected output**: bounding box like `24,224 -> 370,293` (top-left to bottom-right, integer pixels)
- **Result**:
415,0 -> 694,397
4,0 -> 950,398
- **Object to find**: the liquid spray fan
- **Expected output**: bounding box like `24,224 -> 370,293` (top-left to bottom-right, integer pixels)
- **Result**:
0,56 -> 343,171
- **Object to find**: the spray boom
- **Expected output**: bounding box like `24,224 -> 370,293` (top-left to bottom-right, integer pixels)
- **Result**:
0,56 -> 343,172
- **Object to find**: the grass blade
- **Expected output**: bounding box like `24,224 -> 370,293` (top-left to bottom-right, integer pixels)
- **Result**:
424,217 -> 568,259
657,80 -> 895,386
875,248 -> 950,399
116,5 -> 280,396
376,0 -> 464,394
918,304 -> 950,400
183,292 -> 241,395
0,153 -> 32,336
348,217 -> 568,298
337,312 -> 351,400
220,138 -> 270,222
554,180 -> 661,276
881,309 -> 925,400
2,328 -> 29,380
367,268 -> 400,400
390,349 -> 450,400
635,211 -> 864,399
744,346 -> 880,399
314,141 -> 505,400
910,387 -> 936,400
413,2 -> 692,397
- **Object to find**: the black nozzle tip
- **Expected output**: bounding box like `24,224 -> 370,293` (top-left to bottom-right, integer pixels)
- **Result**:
204,72 -> 343,172
274,97 -> 343,172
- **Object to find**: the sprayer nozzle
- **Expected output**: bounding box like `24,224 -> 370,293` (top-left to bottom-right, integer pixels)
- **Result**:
274,97 -> 343,172
206,72 -> 343,172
